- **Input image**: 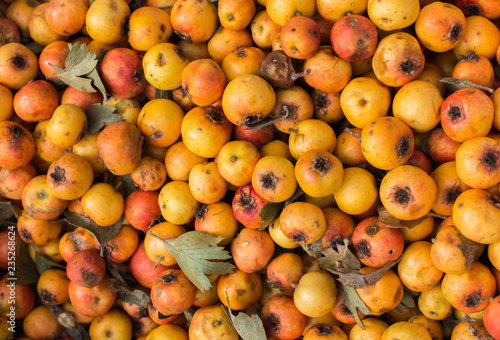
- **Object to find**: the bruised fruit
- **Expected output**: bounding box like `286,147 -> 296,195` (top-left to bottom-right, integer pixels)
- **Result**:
279,202 -> 326,245
0,120 -> 35,170
36,268 -> 70,305
66,249 -> 106,288
151,269 -> 197,315
261,294 -> 307,340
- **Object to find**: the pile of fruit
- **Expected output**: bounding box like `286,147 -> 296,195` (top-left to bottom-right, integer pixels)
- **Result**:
1,0 -> 500,339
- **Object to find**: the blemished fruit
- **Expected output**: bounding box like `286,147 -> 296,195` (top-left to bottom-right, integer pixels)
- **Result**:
6,1 -> 500,337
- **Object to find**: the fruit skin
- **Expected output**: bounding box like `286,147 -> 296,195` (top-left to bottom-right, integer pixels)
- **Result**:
124,189 -> 161,231
96,121 -> 143,176
483,295 -> 500,339
66,249 -> 106,288
89,308 -> 133,340
36,268 -> 70,306
13,80 -> 59,122
170,0 -> 218,43
0,42 -> 38,90
293,270 -> 337,318
0,275 -> 36,319
441,261 -> 496,314
44,0 -> 88,36
251,155 -> 297,203
279,201 -> 327,245
231,227 -> 275,274
218,268 -> 263,311
81,182 -> 124,227
46,103 -> 88,148
22,305 -> 62,340
261,294 -> 308,340
99,47 -> 146,99
353,216 -> 405,268
280,16 -> 320,60
331,14 -> 378,62
0,120 -> 35,170
129,241 -> 168,289
158,180 -> 199,225
22,175 -> 69,221
355,268 -> 404,315
85,0 -> 130,44
68,279 -> 117,318
188,305 -> 239,340
381,321 -> 432,340
151,269 -> 197,315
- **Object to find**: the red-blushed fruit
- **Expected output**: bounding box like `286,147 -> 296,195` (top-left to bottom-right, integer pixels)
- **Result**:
0,275 -> 35,319
22,305 -> 62,340
124,189 -> 161,231
331,288 -> 365,325
267,252 -> 304,291
68,278 -> 117,318
59,228 -> 98,263
352,216 -> 405,268
181,58 -> 226,107
427,127 -> 461,163
151,269 -> 197,315
440,87 -> 494,143
483,295 -> 500,339
233,124 -> 274,149
44,0 -> 88,36
99,47 -> 146,99
319,207 -> 356,250
66,249 -> 106,288
406,149 -> 433,174
96,121 -> 143,175
95,224 -> 139,264
232,184 -> 269,230
331,14 -> 378,62
280,16 -> 320,60
13,80 -> 59,122
0,18 -> 20,47
129,241 -> 168,289
0,120 -> 35,170
0,162 -> 37,200
261,294 -> 308,340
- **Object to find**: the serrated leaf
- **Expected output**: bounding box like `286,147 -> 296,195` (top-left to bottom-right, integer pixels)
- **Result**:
327,255 -> 402,289
341,284 -> 369,330
106,278 -> 151,307
63,211 -> 124,256
49,43 -> 98,92
147,231 -> 235,291
16,241 -> 40,285
86,68 -> 107,103
34,247 -> 66,275
257,201 -> 284,231
45,304 -> 76,329
319,238 -> 361,271
85,103 -> 123,134
438,77 -> 494,94
401,289 -> 416,308
224,292 -> 266,340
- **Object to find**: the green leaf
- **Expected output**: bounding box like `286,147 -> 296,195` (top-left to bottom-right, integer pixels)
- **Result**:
154,88 -> 174,100
63,211 -> 124,256
106,278 -> 151,307
147,231 -> 235,291
34,246 -> 66,275
319,238 -> 361,271
49,43 -> 98,93
223,292 -> 267,340
328,255 -> 402,289
341,284 -> 370,330
85,103 -> 123,134
0,201 -> 16,225
86,68 -> 108,102
16,241 -> 40,285
120,174 -> 138,197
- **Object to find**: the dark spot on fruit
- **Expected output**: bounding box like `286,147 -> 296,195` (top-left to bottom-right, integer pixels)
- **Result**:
205,107 -> 226,125
195,204 -> 208,221
265,313 -> 281,334
291,231 -> 307,243
149,131 -> 163,139
37,191 -> 47,200
236,289 -> 246,296
340,303 -> 352,316
480,147 -> 500,174
251,281 -> 257,291
316,323 -> 334,336
39,289 -> 57,304
227,14 -> 234,22
395,135 -> 412,161
314,92 -> 330,112
290,46 -> 299,54
230,154 -> 237,163
213,318 -> 223,327
268,279 -> 283,290
355,239 -> 371,258
81,269 -> 98,286
464,4 -> 482,17
160,24 -> 166,33
106,331 -> 112,337
357,39 -> 365,47
260,172 -> 278,191
9,124 -> 25,138
237,50 -> 247,58
399,59 -> 419,76
445,182 -> 462,205
161,272 -> 178,284
20,228 -> 32,242
49,166 -> 66,185
94,296 -> 100,304
206,169 -> 211,174
158,52 -> 166,66
174,28 -> 192,43
430,311 -> 437,316
313,30 -> 318,38
312,156 -> 331,175
9,54 -> 28,70
464,291 -> 483,308
243,114 -> 261,125
447,106 -> 464,125
393,186 -> 412,207
237,190 -> 255,211
486,193 -> 500,209
366,223 -> 380,236
459,50 -> 480,63
291,28 -> 296,32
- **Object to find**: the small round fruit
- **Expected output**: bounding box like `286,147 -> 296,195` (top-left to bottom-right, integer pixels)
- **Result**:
293,270 -> 337,318
81,183 -> 124,227
252,155 -> 297,203
46,104 -> 87,148
37,268 -> 70,306
66,249 -> 106,288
